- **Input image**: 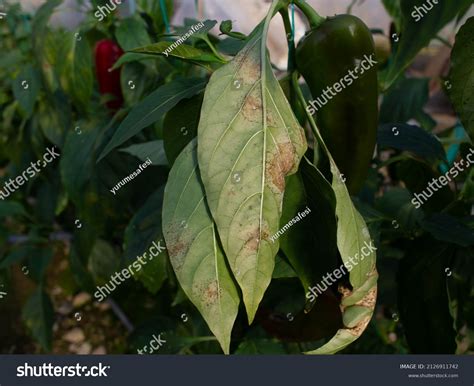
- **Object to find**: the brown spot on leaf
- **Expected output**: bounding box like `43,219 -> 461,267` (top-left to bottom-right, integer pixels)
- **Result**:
242,94 -> 262,122
266,142 -> 296,192
205,281 -> 219,304
347,286 -> 377,337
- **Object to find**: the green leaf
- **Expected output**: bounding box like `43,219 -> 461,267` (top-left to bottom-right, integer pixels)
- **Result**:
379,77 -> 429,124
378,123 -> 446,163
163,94 -> 203,166
382,0 -> 402,31
61,31 -> 93,111
124,187 -> 168,294
375,187 -> 423,231
115,17 -> 152,51
302,114 -> 377,354
279,165 -> 338,296
120,140 -> 167,165
272,254 -> 297,279
382,0 -> 472,88
12,65 -> 41,117
162,140 -> 240,354
98,78 -> 207,161
60,118 -> 106,203
132,42 -> 224,64
197,22 -> 307,322
449,17 -> 474,143
22,287 -> 54,351
88,239 -> 120,285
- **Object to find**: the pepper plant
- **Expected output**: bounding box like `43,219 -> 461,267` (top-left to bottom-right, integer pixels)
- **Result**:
1,0 -> 473,355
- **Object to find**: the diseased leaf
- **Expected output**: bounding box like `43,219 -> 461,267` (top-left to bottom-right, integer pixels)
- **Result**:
449,17 -> 474,143
197,21 -> 307,322
98,78 -> 207,161
162,140 -> 240,354
303,122 -> 377,354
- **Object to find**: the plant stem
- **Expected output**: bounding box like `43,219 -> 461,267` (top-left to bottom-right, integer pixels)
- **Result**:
293,0 -> 325,29
291,72 -> 331,157
279,7 -> 295,72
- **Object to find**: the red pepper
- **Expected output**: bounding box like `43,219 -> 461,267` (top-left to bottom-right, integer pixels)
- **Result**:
95,39 -> 124,111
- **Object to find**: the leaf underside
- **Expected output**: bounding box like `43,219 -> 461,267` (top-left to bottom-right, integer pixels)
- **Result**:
162,140 -> 240,354
197,30 -> 307,323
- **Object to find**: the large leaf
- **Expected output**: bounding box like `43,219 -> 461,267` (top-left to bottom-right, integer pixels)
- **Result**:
197,19 -> 307,322
22,287 -> 54,351
162,140 -> 240,354
98,78 -> 207,161
382,0 -> 472,88
449,17 -> 474,142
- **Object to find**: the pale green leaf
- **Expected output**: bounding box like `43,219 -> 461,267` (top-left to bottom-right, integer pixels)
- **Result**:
162,140 -> 240,354
197,23 -> 307,322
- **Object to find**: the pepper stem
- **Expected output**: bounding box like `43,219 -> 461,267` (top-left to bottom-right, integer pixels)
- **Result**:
293,0 -> 325,29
